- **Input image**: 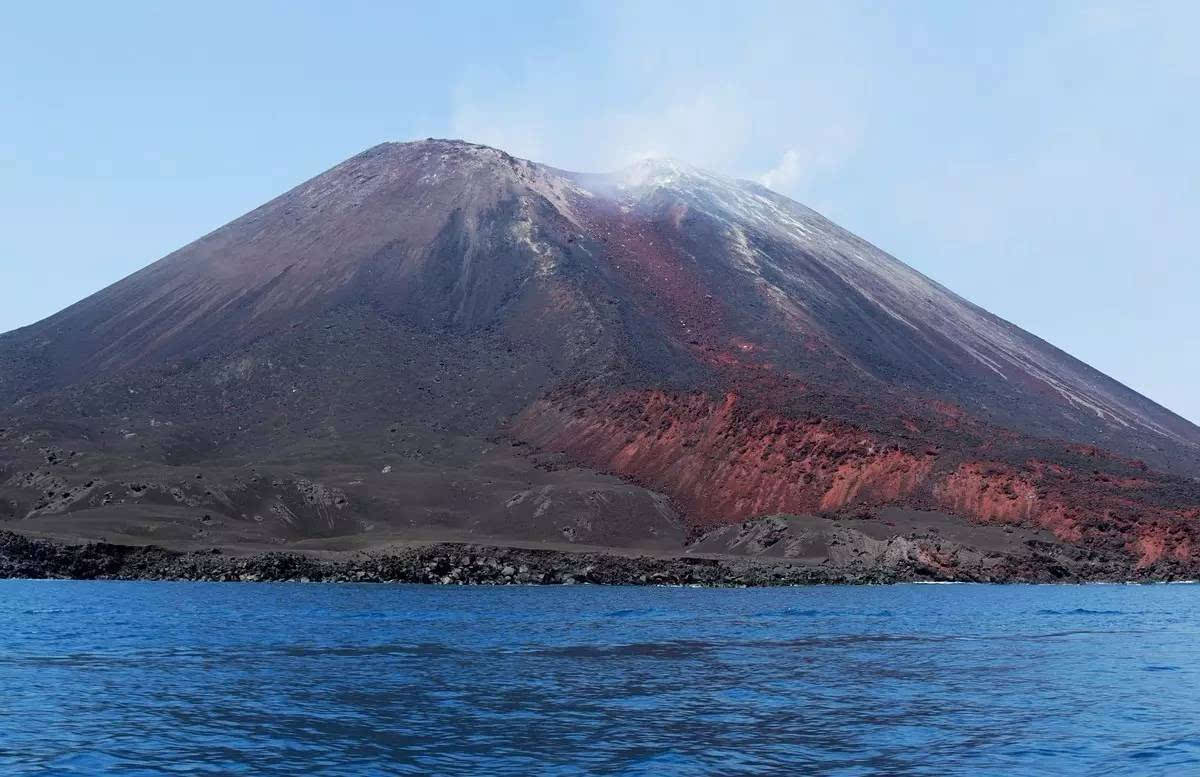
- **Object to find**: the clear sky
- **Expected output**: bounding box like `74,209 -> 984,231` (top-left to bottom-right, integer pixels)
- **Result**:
2,1 -> 1196,422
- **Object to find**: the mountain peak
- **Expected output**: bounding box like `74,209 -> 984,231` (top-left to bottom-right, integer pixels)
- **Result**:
609,155 -> 727,191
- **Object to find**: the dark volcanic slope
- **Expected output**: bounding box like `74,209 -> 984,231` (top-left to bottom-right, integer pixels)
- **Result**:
2,139 -> 1199,575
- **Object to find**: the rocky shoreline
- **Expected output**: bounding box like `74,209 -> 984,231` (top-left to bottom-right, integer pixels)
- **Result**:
1,530 -> 1193,585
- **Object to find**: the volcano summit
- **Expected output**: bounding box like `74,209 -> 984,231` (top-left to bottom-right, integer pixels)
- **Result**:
2,139 -> 1198,582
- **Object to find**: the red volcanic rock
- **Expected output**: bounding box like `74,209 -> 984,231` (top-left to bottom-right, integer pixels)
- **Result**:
515,389 -> 934,526
1,139 -> 1198,576
934,463 -> 1083,542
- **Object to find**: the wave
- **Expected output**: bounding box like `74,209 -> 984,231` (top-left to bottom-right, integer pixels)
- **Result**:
602,608 -> 661,618
751,608 -> 894,618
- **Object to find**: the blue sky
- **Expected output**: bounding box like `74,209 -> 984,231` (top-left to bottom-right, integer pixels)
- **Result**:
2,1 -> 1197,422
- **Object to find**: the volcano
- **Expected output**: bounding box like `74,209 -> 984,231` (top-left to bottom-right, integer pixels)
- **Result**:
3,139 -> 1198,580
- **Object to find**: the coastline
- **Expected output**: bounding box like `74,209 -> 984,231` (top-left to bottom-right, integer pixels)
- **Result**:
0,530 -> 1189,586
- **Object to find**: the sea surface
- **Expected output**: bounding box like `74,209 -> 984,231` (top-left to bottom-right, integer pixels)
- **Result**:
1,581 -> 1197,776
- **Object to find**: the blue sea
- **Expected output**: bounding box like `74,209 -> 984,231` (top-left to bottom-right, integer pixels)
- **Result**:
1,581 -> 1197,776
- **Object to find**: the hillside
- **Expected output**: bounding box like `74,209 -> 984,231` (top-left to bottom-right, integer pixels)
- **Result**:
2,139 -> 1198,579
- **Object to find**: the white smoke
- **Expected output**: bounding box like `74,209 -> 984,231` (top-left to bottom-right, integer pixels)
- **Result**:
448,2 -> 869,192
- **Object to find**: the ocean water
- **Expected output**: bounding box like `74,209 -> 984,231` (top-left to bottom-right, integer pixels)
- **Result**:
1,582 -> 1197,776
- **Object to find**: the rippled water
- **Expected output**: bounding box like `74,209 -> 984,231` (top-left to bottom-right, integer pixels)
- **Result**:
1,581 -> 1198,775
